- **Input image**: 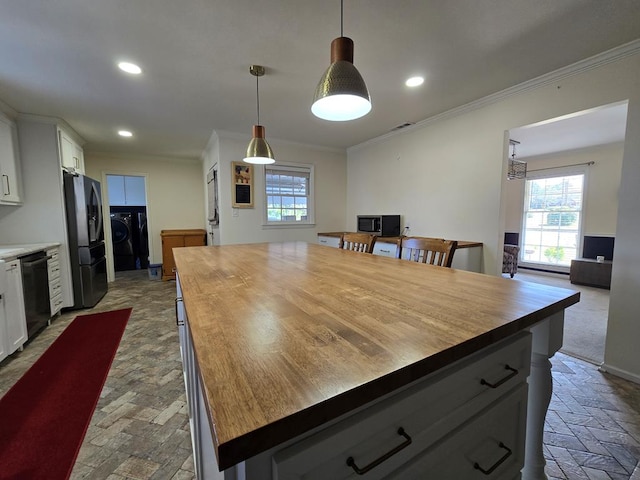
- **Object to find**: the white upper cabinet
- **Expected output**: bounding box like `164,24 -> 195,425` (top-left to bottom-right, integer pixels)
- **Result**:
59,128 -> 84,173
0,115 -> 23,204
107,175 -> 126,205
107,174 -> 146,206
125,176 -> 146,205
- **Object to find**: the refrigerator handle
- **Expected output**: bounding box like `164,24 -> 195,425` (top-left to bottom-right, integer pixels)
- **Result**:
92,182 -> 103,241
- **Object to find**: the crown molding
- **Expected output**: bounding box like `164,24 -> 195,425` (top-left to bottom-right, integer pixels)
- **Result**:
349,39 -> 640,154
0,99 -> 18,119
17,113 -> 85,145
88,150 -> 201,164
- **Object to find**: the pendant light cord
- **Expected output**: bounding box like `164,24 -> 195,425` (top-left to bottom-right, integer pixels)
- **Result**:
255,74 -> 260,125
340,0 -> 344,36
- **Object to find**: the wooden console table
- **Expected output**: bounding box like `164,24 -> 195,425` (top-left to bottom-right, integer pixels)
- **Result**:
570,258 -> 612,289
160,229 -> 207,280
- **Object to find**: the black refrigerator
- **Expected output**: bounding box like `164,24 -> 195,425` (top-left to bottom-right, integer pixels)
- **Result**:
63,171 -> 108,309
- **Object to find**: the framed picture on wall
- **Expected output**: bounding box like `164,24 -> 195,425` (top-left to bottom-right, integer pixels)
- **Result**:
231,162 -> 253,208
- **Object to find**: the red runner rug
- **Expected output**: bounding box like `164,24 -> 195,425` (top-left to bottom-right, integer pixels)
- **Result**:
0,308 -> 132,480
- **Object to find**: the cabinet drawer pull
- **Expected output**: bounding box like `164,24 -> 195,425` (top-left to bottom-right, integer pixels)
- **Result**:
474,442 -> 512,475
346,427 -> 412,475
480,364 -> 518,389
175,297 -> 184,326
2,174 -> 10,195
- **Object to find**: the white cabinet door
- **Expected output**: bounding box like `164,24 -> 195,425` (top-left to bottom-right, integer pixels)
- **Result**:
373,241 -> 398,258
74,142 -> 85,173
389,385 -> 528,480
4,260 -> 27,350
0,116 -> 22,204
107,175 -> 146,206
124,175 -> 146,205
59,129 -> 84,173
317,235 -> 340,248
0,300 -> 7,362
107,175 -> 126,205
0,259 -> 7,362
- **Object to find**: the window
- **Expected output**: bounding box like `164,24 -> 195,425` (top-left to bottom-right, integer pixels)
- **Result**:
521,171 -> 585,267
264,164 -> 314,225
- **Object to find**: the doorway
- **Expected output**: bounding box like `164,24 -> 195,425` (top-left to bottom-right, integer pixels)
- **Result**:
503,101 -> 628,363
106,174 -> 150,272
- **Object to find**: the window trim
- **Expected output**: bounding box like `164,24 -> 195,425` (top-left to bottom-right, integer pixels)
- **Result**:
263,162 -> 315,226
519,165 -> 588,272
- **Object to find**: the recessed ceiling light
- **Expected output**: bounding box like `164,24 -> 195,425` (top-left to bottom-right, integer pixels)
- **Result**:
117,62 -> 142,75
118,130 -> 133,137
405,76 -> 424,87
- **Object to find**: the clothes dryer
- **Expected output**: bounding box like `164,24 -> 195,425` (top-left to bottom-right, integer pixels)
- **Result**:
111,212 -> 136,271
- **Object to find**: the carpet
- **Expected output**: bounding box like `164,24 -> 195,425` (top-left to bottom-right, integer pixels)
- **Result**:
0,308 -> 132,480
514,271 -> 609,364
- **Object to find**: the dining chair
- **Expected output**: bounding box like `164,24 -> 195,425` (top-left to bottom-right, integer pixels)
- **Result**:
339,233 -> 377,254
396,237 -> 458,267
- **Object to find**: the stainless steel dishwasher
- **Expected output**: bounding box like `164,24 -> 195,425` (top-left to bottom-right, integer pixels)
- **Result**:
20,251 -> 51,339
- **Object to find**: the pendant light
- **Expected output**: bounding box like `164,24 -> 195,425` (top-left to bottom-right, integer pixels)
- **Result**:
311,0 -> 371,121
244,65 -> 275,164
507,139 -> 527,180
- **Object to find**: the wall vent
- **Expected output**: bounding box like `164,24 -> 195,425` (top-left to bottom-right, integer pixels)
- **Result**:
391,122 -> 415,131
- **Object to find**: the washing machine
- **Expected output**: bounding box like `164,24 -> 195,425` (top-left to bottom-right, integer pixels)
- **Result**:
111,212 -> 136,271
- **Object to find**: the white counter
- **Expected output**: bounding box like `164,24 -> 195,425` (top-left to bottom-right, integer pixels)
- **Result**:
0,243 -> 61,260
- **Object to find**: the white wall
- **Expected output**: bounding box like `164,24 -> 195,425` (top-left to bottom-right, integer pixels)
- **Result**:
84,152 -> 205,266
347,49 -> 640,381
504,142 -> 624,237
0,120 -> 75,307
201,132 -> 347,245
605,97 -> 640,383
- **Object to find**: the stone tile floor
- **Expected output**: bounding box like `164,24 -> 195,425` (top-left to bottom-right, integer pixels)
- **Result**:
545,354 -> 640,479
1,269 -> 639,479
0,270 -> 193,480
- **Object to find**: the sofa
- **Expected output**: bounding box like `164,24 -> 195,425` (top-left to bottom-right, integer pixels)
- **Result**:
503,244 -> 520,278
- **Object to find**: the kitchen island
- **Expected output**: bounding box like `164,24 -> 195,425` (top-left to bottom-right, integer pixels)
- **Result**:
174,242 -> 579,479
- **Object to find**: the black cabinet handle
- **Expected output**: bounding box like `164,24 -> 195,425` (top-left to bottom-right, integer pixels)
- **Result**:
175,297 -> 184,326
480,364 -> 518,389
346,427 -> 412,475
474,442 -> 512,475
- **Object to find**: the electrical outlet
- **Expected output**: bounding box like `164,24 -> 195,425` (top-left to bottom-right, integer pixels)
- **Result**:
232,208 -> 239,217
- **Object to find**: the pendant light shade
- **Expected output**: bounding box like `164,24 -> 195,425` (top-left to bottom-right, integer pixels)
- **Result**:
244,65 -> 275,165
312,3 -> 371,121
245,125 -> 275,164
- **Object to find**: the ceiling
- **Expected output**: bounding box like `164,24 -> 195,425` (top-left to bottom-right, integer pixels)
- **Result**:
1,1 -> 639,159
509,102 -> 629,160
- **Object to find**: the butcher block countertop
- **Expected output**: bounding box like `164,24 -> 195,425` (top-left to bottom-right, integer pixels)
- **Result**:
174,242 -> 579,470
317,232 -> 483,248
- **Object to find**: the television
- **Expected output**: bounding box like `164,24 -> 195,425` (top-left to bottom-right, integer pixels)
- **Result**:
582,236 -> 615,260
504,232 -> 519,246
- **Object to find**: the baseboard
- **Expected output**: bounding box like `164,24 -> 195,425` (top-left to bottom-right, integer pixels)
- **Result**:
599,363 -> 640,385
519,266 -> 570,278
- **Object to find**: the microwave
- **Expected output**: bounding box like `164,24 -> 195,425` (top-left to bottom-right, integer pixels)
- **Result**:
357,215 -> 401,237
